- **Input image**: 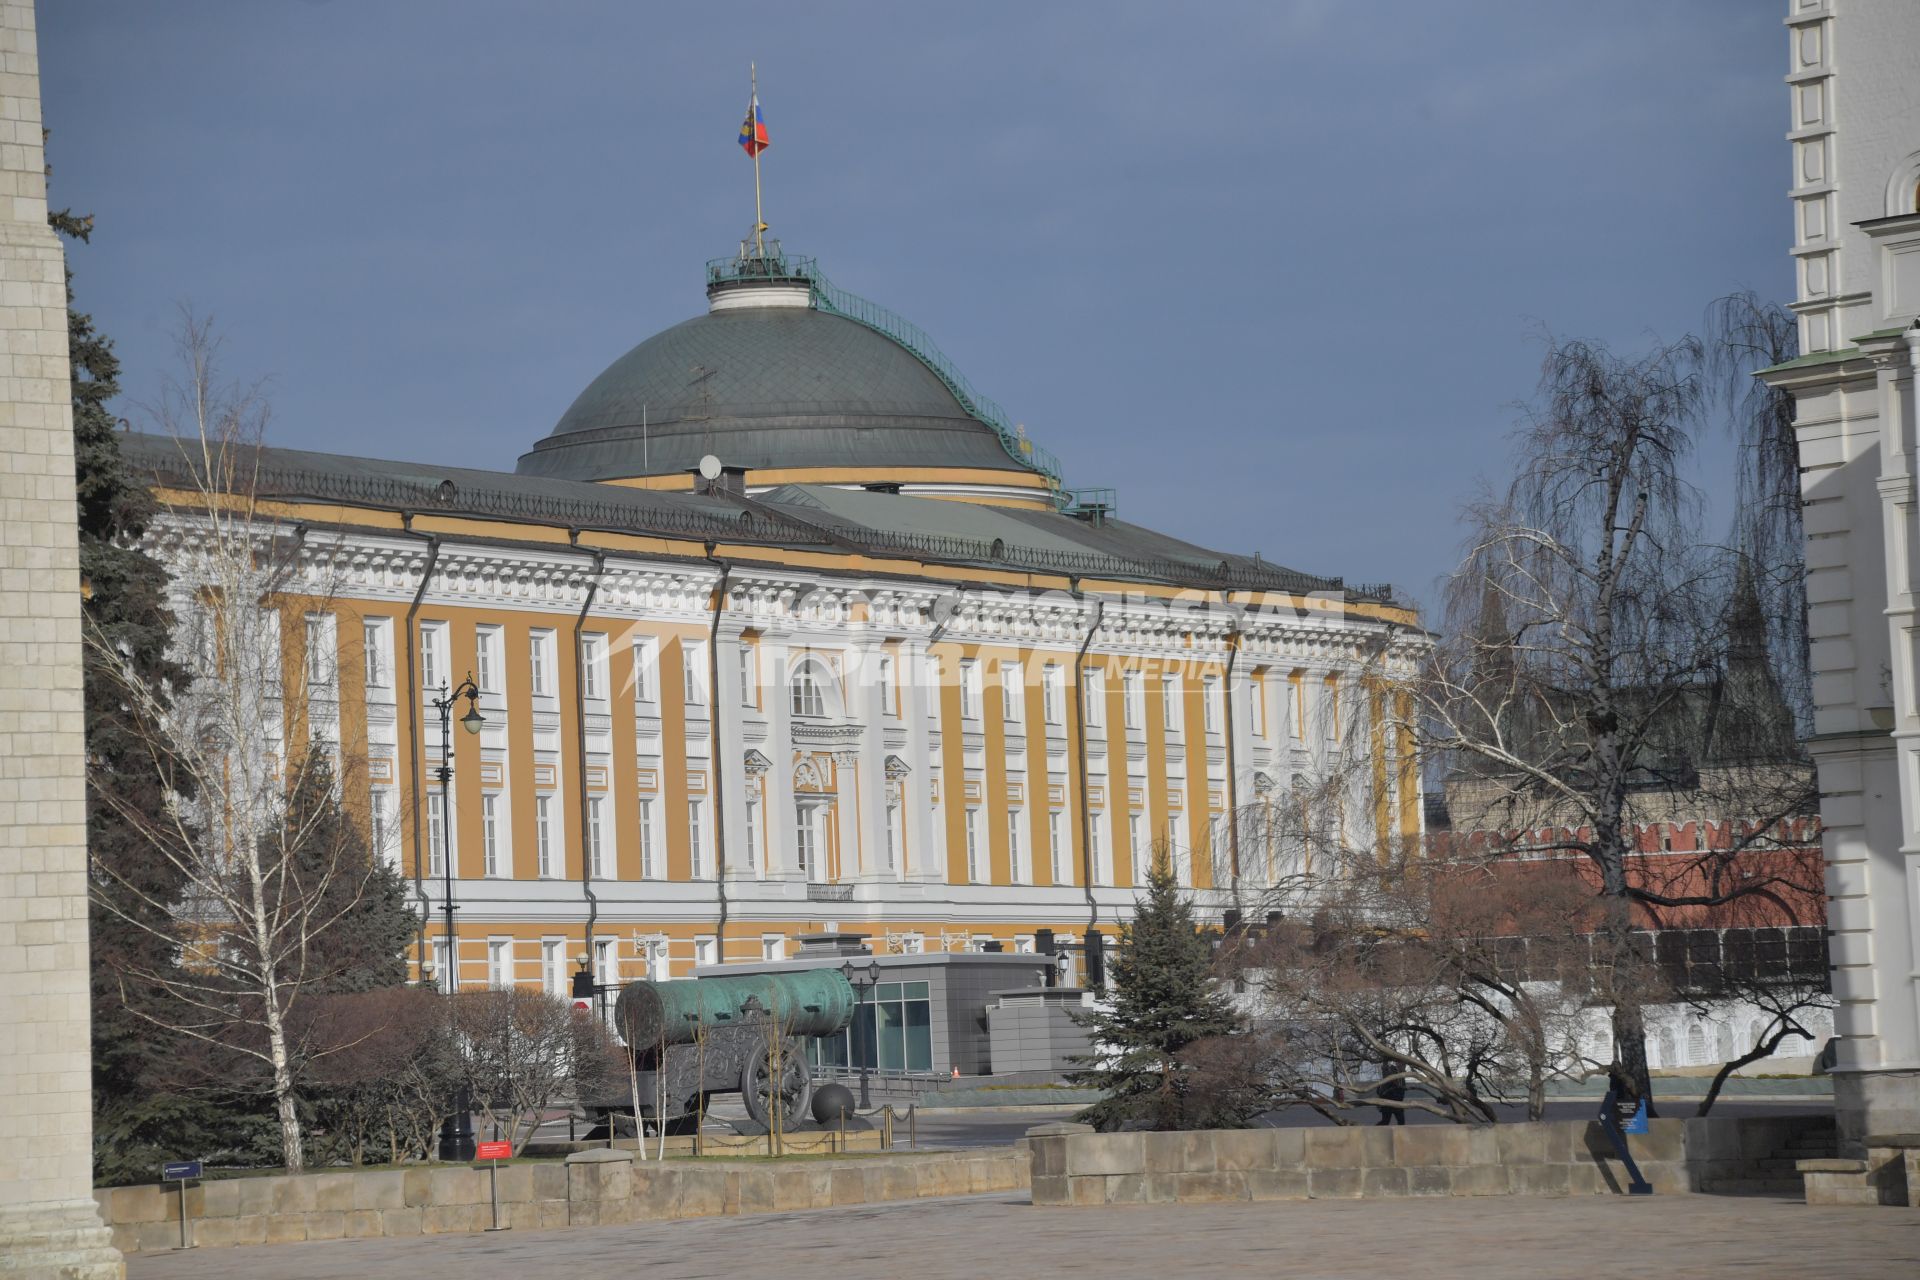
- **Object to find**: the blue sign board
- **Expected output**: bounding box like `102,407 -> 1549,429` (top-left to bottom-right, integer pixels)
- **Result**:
161,1161 -> 202,1181
1622,1101 -> 1649,1135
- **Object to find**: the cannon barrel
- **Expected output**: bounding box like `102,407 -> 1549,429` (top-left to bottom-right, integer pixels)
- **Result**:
614,969 -> 857,1048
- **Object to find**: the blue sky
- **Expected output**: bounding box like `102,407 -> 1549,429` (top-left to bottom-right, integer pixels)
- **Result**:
40,2 -> 1787,609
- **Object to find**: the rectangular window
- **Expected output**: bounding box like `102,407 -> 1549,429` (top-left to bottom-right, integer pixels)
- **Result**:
1129,812 -> 1145,881
885,803 -> 901,872
594,937 -> 617,989
795,804 -> 818,878
878,654 -> 896,716
1123,671 -> 1143,730
1008,809 -> 1025,883
432,938 -> 454,993
1084,670 -> 1104,728
683,648 -> 705,707
744,797 -> 760,872
1043,664 -> 1063,725
482,793 -> 502,877
421,621 -> 446,693
647,939 -> 670,982
1162,673 -> 1181,734
1049,810 -> 1066,884
964,808 -> 981,884
959,659 -> 980,719
639,798 -> 657,879
476,624 -> 501,694
529,629 -> 553,697
698,802 -> 714,882
761,934 -> 784,962
631,638 -> 656,704
581,633 -> 607,700
1088,811 -> 1104,885
1289,671 -> 1305,742
427,791 -> 448,876
738,644 -> 757,708
363,619 -> 390,689
541,938 -> 565,996
1203,675 -> 1221,734
694,936 -> 716,968
487,938 -> 512,989
369,789 -> 393,868
588,796 -> 607,878
1002,662 -> 1023,723
536,795 -> 556,878
304,613 -> 334,686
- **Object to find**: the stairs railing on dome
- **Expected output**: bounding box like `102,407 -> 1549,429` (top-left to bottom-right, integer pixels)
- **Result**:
806,267 -> 1064,489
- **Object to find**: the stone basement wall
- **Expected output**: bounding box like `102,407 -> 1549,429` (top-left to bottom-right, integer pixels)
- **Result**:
94,1146 -> 1028,1254
1029,1114 -> 1830,1206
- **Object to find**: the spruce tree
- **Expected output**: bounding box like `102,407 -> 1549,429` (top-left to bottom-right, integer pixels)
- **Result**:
49,200 -> 220,1181
282,750 -> 419,995
1070,860 -> 1250,1131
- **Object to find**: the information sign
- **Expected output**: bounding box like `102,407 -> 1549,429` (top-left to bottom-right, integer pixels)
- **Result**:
475,1140 -> 511,1161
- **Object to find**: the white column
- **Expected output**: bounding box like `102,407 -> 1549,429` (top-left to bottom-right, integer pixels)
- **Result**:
903,641 -> 939,882
853,643 -> 888,880
761,634 -> 797,879
713,623 -> 749,879
0,3 -> 121,1273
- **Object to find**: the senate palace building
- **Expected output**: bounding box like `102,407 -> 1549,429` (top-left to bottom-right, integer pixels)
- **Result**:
124,242 -> 1425,996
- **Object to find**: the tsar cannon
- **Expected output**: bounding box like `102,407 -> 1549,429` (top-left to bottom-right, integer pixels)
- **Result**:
610,968 -> 856,1132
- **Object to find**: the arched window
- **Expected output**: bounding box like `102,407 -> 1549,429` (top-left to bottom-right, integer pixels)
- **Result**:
1747,1018 -> 1768,1052
790,662 -> 827,718
1655,1027 -> 1675,1068
1686,1023 -> 1707,1066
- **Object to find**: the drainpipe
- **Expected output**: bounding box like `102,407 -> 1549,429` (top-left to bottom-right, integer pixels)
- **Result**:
571,535 -> 606,997
1220,600 -> 1243,902
1070,585 -> 1104,929
400,517 -> 441,963
703,542 -> 733,961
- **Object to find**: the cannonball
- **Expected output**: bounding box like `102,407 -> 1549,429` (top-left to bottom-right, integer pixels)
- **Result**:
812,1082 -> 856,1125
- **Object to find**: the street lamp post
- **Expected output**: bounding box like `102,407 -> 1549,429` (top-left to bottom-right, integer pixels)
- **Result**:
839,958 -> 882,1110
428,673 -> 484,1162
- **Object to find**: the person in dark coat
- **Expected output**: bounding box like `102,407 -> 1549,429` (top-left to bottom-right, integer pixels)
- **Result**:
1375,1061 -> 1407,1126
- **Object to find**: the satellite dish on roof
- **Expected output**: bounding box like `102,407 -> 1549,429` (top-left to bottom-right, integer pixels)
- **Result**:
698,454 -> 722,481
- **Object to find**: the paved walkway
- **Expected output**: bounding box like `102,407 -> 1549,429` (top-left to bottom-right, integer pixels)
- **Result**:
128,1190 -> 1919,1279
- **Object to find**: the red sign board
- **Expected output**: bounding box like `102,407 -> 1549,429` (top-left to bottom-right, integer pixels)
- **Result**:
572,999 -> 591,1013
475,1141 -> 511,1161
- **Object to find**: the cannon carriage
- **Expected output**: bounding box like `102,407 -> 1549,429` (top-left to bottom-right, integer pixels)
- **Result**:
609,968 -> 856,1132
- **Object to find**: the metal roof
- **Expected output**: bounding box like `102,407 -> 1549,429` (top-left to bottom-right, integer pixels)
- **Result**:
122,433 -> 1387,601
516,306 -> 1030,483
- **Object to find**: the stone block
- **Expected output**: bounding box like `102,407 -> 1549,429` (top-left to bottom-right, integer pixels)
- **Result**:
273,1175 -> 318,1215
264,1214 -> 308,1244
1178,1172 -> 1250,1202
422,1203 -> 479,1234
1495,1124 -> 1551,1166
873,1161 -> 917,1203
1104,1173 -> 1149,1203
428,1166 -> 480,1207
1029,1136 -> 1065,1177
304,1211 -> 347,1242
829,1168 -> 866,1207
536,1200 -> 569,1230
189,1216 -> 238,1249
531,1162 -> 567,1201
1462,1126 -> 1499,1166
677,1168 -> 728,1218
198,1178 -> 242,1218
1566,1163 -> 1606,1197
312,1172 -> 357,1212
806,1167 -> 835,1208
1303,1126 -> 1364,1169
1511,1165 -> 1570,1198
227,1215 -> 267,1247
402,1168 -> 433,1208
1069,1175 -> 1107,1205
1143,1130 -> 1214,1174
380,1207 -> 423,1237
1361,1167 -> 1409,1197
770,1169 -> 812,1212
1212,1129 -> 1279,1172
344,1208 -> 382,1238
1065,1131 -> 1144,1176
1407,1165 -> 1452,1197
133,1221 -> 180,1253
1029,1174 -> 1068,1205
737,1169 -> 776,1214
107,1184 -> 166,1225
1635,1119 -> 1685,1163
1449,1164 -> 1510,1197
1245,1169 -> 1310,1201
349,1171 -> 405,1211
1307,1167 -> 1363,1199
1142,1174 -> 1180,1203
1271,1126 -> 1307,1167
1357,1126 -> 1395,1167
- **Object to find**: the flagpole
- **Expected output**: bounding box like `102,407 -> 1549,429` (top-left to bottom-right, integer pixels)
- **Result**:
751,62 -> 765,258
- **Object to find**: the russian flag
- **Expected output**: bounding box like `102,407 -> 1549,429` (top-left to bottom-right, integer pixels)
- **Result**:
738,96 -> 769,157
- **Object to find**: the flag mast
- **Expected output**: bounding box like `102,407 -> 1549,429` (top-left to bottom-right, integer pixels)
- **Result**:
750,62 -> 767,258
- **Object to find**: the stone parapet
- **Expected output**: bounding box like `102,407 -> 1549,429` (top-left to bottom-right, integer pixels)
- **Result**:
92,1147 -> 1029,1255
1028,1114 -> 1832,1207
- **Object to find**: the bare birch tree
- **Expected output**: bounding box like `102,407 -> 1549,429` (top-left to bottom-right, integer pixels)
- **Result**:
86,314 -> 406,1170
